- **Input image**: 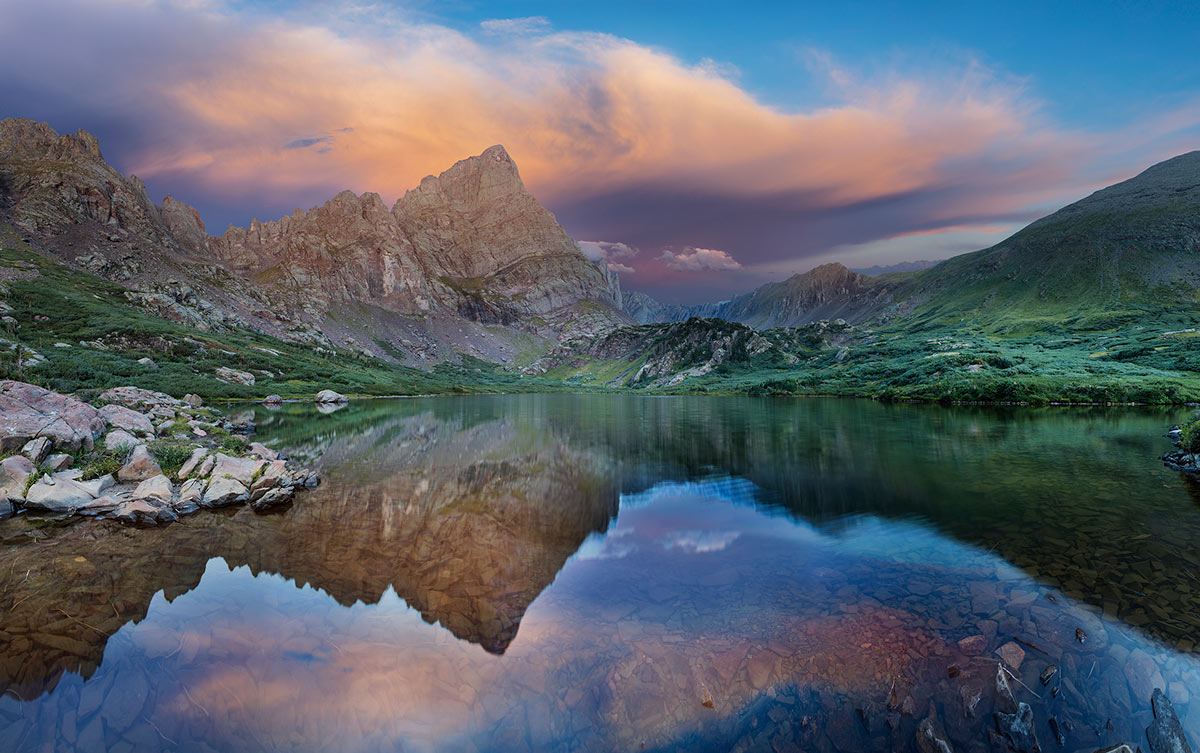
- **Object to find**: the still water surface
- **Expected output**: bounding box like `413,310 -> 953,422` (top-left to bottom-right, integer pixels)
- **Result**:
1,395 -> 1199,752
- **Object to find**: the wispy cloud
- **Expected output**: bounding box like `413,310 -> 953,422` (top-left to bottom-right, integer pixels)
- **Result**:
284,136 -> 331,150
480,16 -> 551,35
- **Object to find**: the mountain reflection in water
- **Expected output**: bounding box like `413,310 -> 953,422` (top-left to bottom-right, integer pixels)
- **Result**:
1,395 -> 1198,752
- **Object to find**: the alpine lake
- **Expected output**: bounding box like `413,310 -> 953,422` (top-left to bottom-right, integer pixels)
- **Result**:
1,395 -> 1198,752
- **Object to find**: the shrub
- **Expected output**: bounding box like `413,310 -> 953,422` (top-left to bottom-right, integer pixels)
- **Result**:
1180,416 -> 1200,452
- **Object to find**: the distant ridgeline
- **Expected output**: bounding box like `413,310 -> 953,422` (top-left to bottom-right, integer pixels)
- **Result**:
1,115 -> 1199,403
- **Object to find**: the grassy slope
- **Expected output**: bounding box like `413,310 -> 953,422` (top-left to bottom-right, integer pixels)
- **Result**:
0,245 -> 576,399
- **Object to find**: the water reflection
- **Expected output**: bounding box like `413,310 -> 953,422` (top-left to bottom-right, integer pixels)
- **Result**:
1,395 -> 1198,752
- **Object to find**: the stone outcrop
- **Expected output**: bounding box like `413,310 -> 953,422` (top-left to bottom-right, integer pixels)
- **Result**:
98,403 -> 155,436
314,389 -> 348,404
0,380 -> 105,451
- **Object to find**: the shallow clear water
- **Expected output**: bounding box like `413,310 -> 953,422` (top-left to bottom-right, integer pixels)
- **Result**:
2,395 -> 1199,752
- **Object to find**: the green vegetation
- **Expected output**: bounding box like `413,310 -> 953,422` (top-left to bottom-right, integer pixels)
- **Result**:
0,246 -> 580,400
77,442 -> 124,480
1179,415 -> 1200,452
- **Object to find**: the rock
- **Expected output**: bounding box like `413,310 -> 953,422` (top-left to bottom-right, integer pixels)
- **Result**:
45,453 -> 72,472
215,366 -> 255,386
175,478 -> 206,514
1125,649 -> 1166,703
0,454 -> 35,503
957,634 -> 987,655
183,393 -> 203,407
176,447 -> 209,480
136,357 -> 157,368
76,474 -> 115,497
994,702 -> 1040,753
916,717 -> 954,753
1146,688 -> 1194,753
210,453 -> 264,485
201,476 -> 250,508
224,411 -> 255,433
263,394 -> 282,405
98,386 -> 181,410
0,498 -> 11,518
995,665 -> 1018,714
76,495 -> 120,515
249,485 -> 295,511
104,428 -> 139,450
117,445 -> 162,483
0,380 -> 105,451
21,436 -> 50,463
99,403 -> 155,436
1048,715 -> 1066,747
131,474 -> 173,503
112,498 -> 178,526
1039,665 -> 1058,686
314,389 -> 348,403
196,454 -> 215,478
1095,746 -> 1136,753
248,442 -> 278,461
996,641 -> 1026,670
24,476 -> 97,512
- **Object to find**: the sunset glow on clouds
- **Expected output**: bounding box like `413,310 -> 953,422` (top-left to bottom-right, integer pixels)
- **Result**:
2,0 -> 1199,301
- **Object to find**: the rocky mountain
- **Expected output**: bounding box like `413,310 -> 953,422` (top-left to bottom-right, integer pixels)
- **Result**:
0,119 -> 630,365
627,150 -> 1200,332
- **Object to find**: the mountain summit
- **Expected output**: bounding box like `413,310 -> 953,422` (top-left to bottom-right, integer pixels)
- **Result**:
0,119 -> 630,364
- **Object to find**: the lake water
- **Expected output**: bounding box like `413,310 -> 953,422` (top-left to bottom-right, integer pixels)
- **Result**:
1,395 -> 1199,752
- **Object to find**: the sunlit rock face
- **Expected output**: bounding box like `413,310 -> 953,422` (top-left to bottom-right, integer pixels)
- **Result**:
0,411 -> 618,698
0,119 -> 630,363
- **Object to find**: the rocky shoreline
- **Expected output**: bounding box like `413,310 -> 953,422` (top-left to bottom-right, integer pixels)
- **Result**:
0,380 -> 322,526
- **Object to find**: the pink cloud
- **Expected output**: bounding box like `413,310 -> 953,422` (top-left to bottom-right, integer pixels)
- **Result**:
660,247 -> 742,272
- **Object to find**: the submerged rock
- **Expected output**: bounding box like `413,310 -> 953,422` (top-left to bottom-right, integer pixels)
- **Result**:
994,702 -> 1040,753
916,716 -> 954,753
1146,688 -> 1194,753
995,665 -> 1018,715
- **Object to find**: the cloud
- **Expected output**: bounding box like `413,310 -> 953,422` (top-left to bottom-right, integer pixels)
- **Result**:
660,247 -> 742,272
2,0 -> 1198,302
579,240 -> 638,274
480,16 -> 551,35
284,136 -> 332,150
661,529 -> 740,554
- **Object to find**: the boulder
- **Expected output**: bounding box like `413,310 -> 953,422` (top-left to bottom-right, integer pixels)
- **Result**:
136,357 -> 157,368
993,703 -> 1040,753
262,394 -> 283,405
248,442 -> 279,461
210,453 -> 264,485
99,404 -> 155,436
249,485 -> 295,511
97,386 -> 181,410
0,380 -> 105,451
112,498 -> 178,526
176,447 -> 209,480
45,453 -> 73,472
117,445 -> 162,483
104,429 -> 138,451
131,474 -> 174,504
314,389 -> 348,403
21,436 -> 50,464
24,476 -> 97,512
201,476 -> 250,508
183,393 -> 203,407
176,478 -> 206,514
0,455 -> 35,503
215,366 -> 255,386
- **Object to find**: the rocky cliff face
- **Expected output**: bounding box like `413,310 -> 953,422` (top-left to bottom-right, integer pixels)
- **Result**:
0,119 -> 630,365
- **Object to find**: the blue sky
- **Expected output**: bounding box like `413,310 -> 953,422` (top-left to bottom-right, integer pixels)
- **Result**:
2,0 -> 1198,301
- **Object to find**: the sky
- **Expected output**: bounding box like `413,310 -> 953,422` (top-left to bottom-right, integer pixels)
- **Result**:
2,1 -> 1199,303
